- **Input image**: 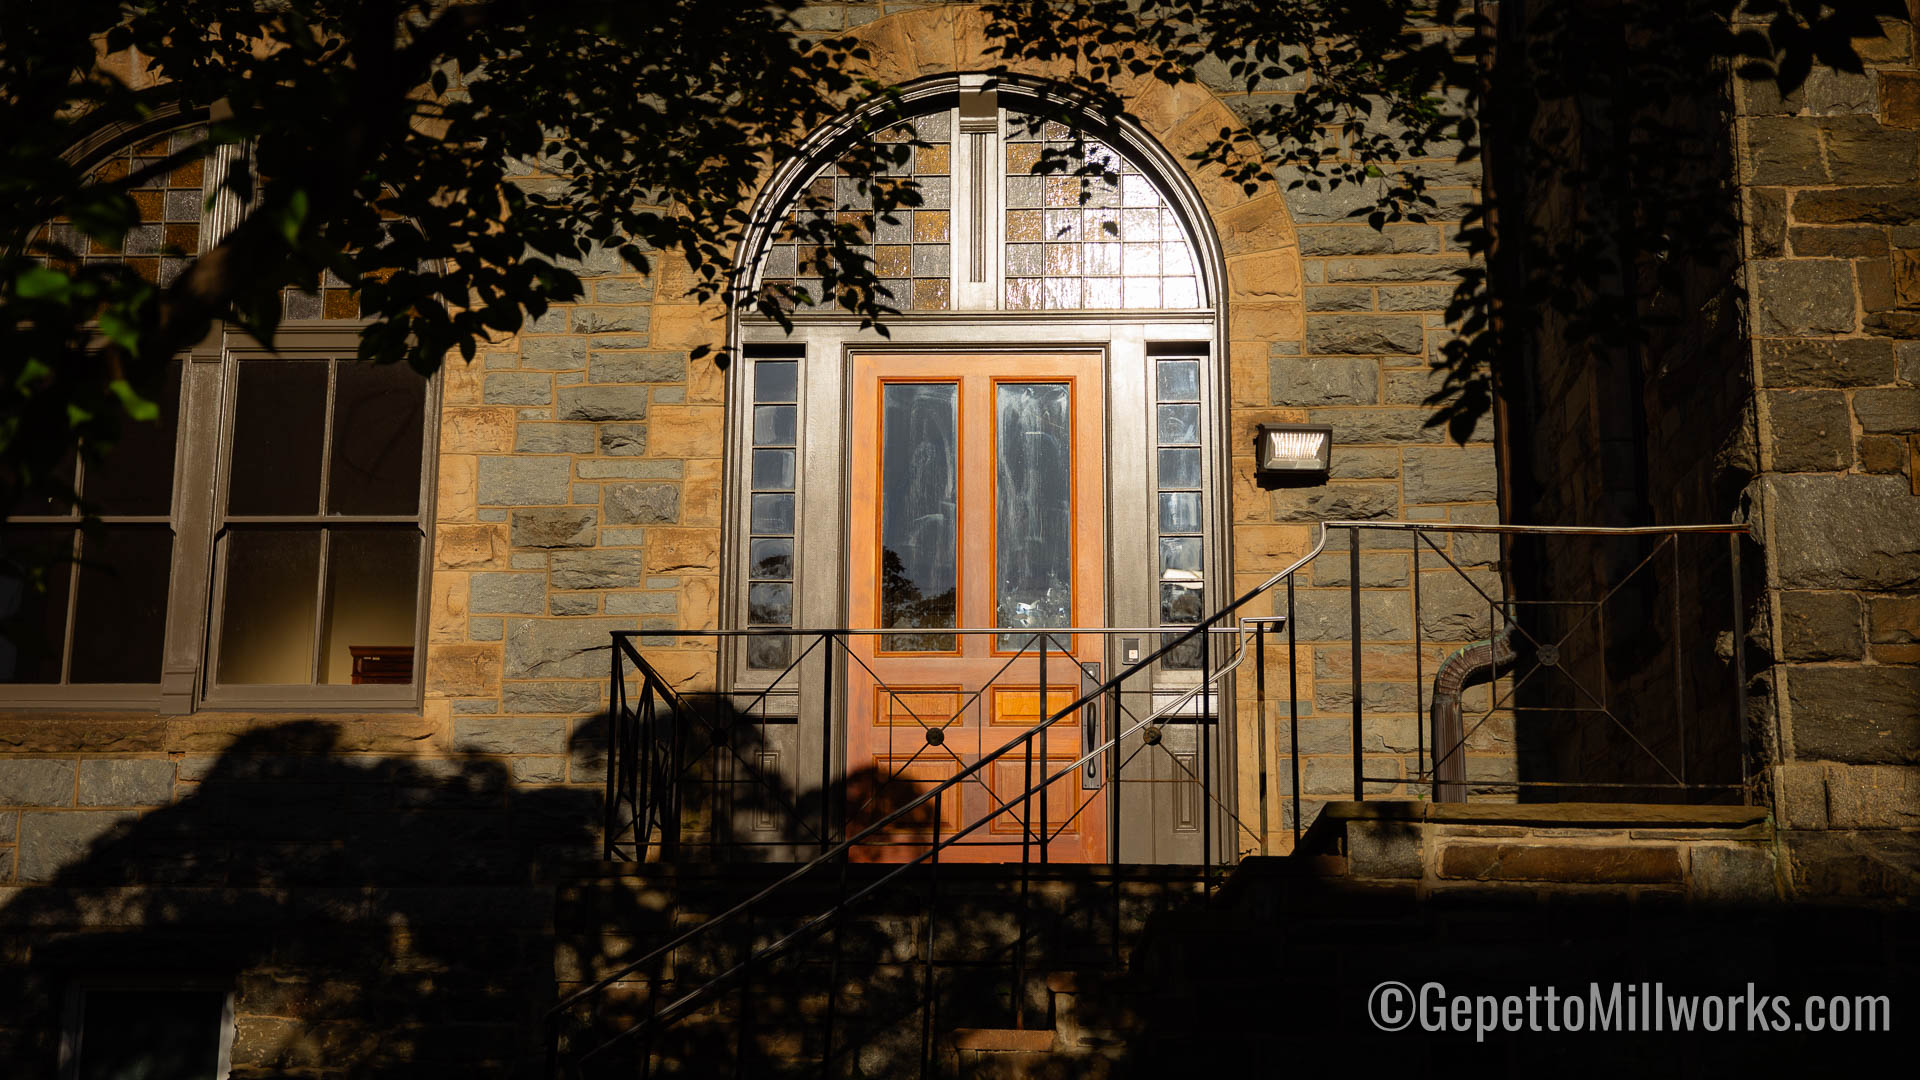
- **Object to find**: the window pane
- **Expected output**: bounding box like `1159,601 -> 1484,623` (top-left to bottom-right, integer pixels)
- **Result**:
1156,359 -> 1200,402
1156,403 -> 1200,446
69,526 -> 173,683
879,383 -> 958,651
750,493 -> 794,535
753,405 -> 797,447
77,989 -> 226,1080
749,538 -> 793,580
994,383 -> 1072,651
327,361 -> 425,516
1158,491 -> 1203,534
227,361 -> 327,516
84,360 -> 183,516
11,451 -> 77,517
217,527 -> 320,684
747,582 -> 793,626
751,449 -> 795,491
1159,536 -> 1203,579
319,527 -> 420,685
0,528 -> 74,683
1158,447 -> 1202,490
746,635 -> 791,670
754,360 -> 798,402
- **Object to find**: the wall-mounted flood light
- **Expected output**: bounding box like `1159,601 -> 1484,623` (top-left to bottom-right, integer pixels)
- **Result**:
1255,423 -> 1333,476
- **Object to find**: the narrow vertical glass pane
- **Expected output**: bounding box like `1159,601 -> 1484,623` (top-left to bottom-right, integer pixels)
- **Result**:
69,526 -> 173,683
747,582 -> 793,626
1156,359 -> 1200,402
746,636 -> 792,670
1159,491 -> 1204,533
1156,403 -> 1200,445
0,528 -> 75,683
227,361 -> 328,515
217,527 -> 320,684
994,383 -> 1072,650
750,493 -> 795,535
1159,536 -> 1203,579
753,405 -> 797,447
84,360 -> 182,516
1160,582 -> 1206,670
328,361 -> 426,516
748,538 -> 793,580
879,383 -> 958,651
1157,447 -> 1203,490
318,527 -> 421,685
751,449 -> 795,491
754,360 -> 798,403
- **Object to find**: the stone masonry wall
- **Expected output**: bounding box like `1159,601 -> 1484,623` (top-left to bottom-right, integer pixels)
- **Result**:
1733,5 -> 1920,896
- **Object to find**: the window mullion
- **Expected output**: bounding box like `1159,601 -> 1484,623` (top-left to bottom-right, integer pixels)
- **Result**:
159,350 -> 227,713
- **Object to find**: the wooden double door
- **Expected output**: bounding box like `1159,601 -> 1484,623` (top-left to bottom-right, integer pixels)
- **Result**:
845,352 -> 1108,863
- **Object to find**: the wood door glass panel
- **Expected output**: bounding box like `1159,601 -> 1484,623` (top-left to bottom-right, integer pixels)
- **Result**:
878,383 -> 959,652
993,382 -> 1072,651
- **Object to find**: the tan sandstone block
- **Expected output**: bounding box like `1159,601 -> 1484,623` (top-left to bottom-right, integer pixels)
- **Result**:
682,458 -> 723,527
1215,194 -> 1298,258
687,354 -> 726,404
648,528 -> 721,575
1227,250 -> 1303,302
429,571 -> 471,643
435,523 -> 509,569
1235,525 -> 1316,569
1229,341 -> 1271,407
441,407 -> 517,454
647,406 -> 725,458
650,305 -> 725,352
436,455 -> 478,523
1230,303 -> 1304,343
681,576 -> 720,631
1125,78 -> 1219,145
425,644 -> 501,698
647,647 -> 719,693
440,359 -> 486,406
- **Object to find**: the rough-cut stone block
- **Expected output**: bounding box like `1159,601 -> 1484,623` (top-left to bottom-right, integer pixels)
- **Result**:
483,372 -> 553,405
549,593 -> 598,616
1869,596 -> 1920,644
557,385 -> 648,421
1323,256 -> 1470,283
1416,571 -> 1501,641
1304,286 -> 1373,312
648,407 -> 724,458
1779,591 -> 1865,661
1766,390 -> 1852,471
1309,552 -> 1409,588
425,643 -> 501,696
1269,481 -> 1399,523
1689,846 -> 1779,902
1402,447 -> 1497,503
453,717 -> 568,755
589,352 -> 684,384
1789,226 -> 1889,258
511,507 -> 597,549
1345,821 -> 1424,878
1745,117 -> 1827,184
503,618 -> 634,679
1823,117 -> 1919,184
574,307 -> 651,335
1328,447 -> 1400,479
604,593 -> 677,616
600,423 -> 648,456
1375,284 -> 1454,311
470,573 -> 547,615
1296,225 -> 1439,255
1288,588 -> 1413,641
1852,387 -> 1918,433
17,810 -> 137,881
0,760 -> 75,807
1764,474 -> 1920,589
1787,664 -> 1920,764
549,550 -> 648,590
514,423 -> 595,454
477,456 -> 571,505
1758,339 -> 1897,387
501,681 -> 602,715
604,484 -> 681,525
1273,358 -> 1376,405
1305,315 -> 1424,355
646,528 -> 721,574
520,338 -> 587,370
1823,764 -> 1920,828
1790,186 -> 1920,225
1308,407 -> 1461,443
1751,260 -> 1856,336
75,760 -> 173,807
1438,843 -> 1682,883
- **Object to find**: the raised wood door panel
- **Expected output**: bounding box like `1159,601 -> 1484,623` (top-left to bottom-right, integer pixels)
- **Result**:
846,352 -> 1107,863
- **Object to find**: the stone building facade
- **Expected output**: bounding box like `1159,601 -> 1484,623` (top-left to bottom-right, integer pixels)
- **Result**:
0,1 -> 1915,1074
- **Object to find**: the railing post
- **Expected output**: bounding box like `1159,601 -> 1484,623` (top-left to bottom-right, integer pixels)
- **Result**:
921,790 -> 941,1079
1038,633 -> 1048,865
1108,679 -> 1122,866
1350,526 -> 1364,802
1287,576 -> 1302,846
1413,537 -> 1425,786
1730,533 -> 1753,804
1200,627 -> 1213,879
1255,619 -> 1269,856
820,631 -> 835,854
1672,539 -> 1688,790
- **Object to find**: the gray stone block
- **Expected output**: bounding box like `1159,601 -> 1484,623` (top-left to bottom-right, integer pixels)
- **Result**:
1328,448 -> 1400,479
1751,260 -> 1856,336
605,592 -> 677,616
577,461 -> 676,479
1689,845 -> 1779,902
549,551 -> 648,590
1787,664 -> 1920,765
574,307 -> 651,335
1758,339 -> 1897,387
1852,388 -> 1918,434
1805,67 -> 1875,115
1416,570 -> 1502,641
600,423 -> 648,456
1823,764 -> 1920,828
512,757 -> 568,784
1375,284 -> 1456,311
1763,474 -> 1920,590
550,593 -> 599,616
1790,185 -> 1920,225
514,423 -> 595,454
469,617 -> 504,641
605,483 -> 680,526
590,352 -> 684,384
18,810 -> 137,882
1309,552 -> 1409,588
1296,225 -> 1440,255
1308,407 -> 1461,444
453,717 -> 568,755
512,508 -> 597,549
1305,314 -> 1424,355
595,280 -> 655,304
502,681 -> 602,714
0,760 -> 74,807
1305,286 -> 1373,312
1346,821 -> 1424,879
470,573 -> 548,615
1402,447 -> 1497,503
520,337 -> 588,370
558,385 -> 649,421
483,372 -> 553,405
503,617 -> 635,678
1269,481 -> 1399,523
1314,678 -> 1419,715
1288,588 -> 1413,641
1779,591 -> 1864,661
1323,256 -> 1470,283
76,760 -> 173,807
1766,391 -> 1851,471
1273,358 -> 1377,405
1745,117 -> 1828,185
478,456 -> 572,505
1788,226 -> 1888,258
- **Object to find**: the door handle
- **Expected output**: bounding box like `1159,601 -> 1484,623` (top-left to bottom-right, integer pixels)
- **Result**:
1080,661 -> 1102,789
